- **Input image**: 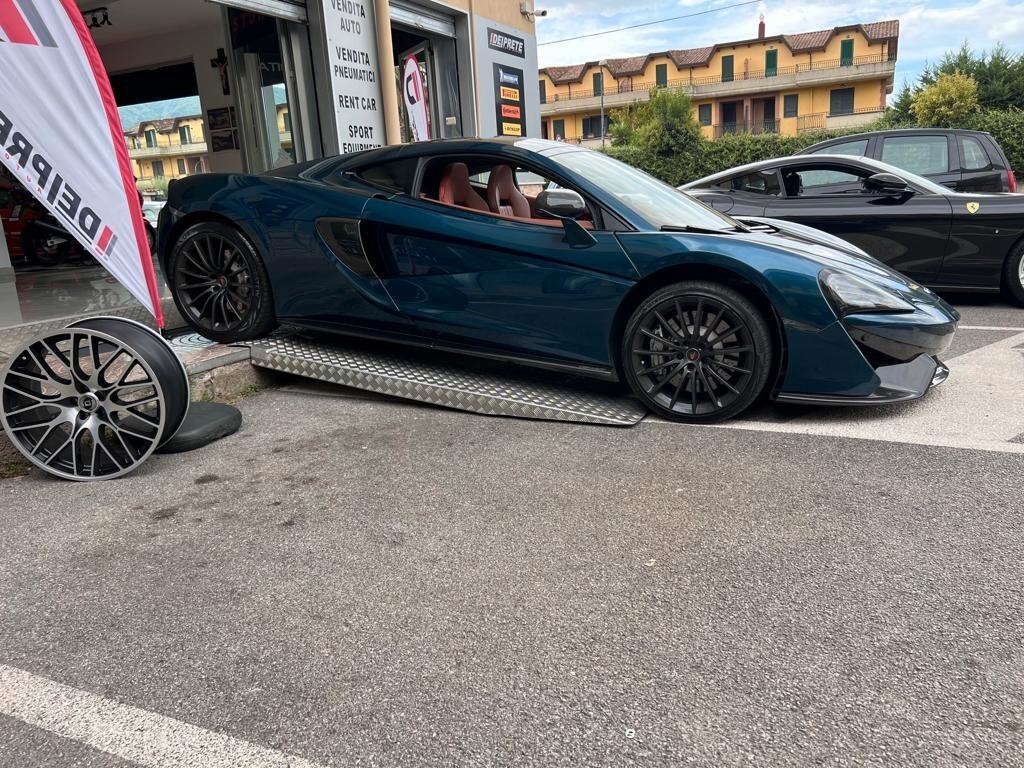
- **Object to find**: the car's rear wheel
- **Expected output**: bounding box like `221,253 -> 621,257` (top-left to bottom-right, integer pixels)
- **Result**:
622,281 -> 773,423
1004,239 -> 1024,307
169,221 -> 277,343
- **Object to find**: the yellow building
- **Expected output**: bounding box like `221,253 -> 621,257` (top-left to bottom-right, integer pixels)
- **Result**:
539,18 -> 899,144
123,116 -> 208,193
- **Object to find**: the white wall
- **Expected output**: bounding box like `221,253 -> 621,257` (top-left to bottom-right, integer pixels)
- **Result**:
97,21 -> 244,174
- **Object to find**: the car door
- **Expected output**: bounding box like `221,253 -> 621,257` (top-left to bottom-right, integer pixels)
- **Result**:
763,162 -> 954,283
357,164 -> 638,369
957,134 -> 1006,193
878,134 -> 961,191
690,169 -> 784,216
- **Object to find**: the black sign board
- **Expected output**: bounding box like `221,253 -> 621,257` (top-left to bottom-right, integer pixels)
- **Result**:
487,27 -> 525,58
493,63 -> 526,137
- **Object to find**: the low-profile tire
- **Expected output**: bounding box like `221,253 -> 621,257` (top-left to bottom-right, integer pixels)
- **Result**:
1003,240 -> 1024,307
622,280 -> 773,423
168,221 -> 277,343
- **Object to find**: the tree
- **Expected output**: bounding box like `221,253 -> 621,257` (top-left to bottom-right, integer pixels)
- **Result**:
610,88 -> 702,156
920,42 -> 1024,111
912,71 -> 979,127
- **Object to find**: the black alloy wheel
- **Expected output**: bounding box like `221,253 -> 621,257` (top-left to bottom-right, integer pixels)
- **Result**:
622,281 -> 773,423
169,222 -> 277,343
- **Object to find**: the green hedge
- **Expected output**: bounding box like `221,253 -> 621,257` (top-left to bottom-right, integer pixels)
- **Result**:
605,109 -> 1024,186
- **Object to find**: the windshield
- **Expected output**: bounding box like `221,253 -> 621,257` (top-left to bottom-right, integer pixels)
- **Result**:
550,150 -> 740,231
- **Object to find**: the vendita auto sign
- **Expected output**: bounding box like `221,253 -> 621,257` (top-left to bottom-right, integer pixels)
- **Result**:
0,0 -> 162,325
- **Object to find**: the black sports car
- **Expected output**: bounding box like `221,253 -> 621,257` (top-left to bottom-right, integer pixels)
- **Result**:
682,155 -> 1024,305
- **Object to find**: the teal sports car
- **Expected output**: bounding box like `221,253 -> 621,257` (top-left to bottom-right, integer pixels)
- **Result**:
157,138 -> 958,423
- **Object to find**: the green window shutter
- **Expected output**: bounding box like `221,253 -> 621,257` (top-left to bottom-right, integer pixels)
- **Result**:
841,39 -> 854,66
783,94 -> 798,117
765,50 -> 777,77
539,80 -> 546,104
721,55 -> 734,82
593,72 -> 603,96
655,63 -> 667,88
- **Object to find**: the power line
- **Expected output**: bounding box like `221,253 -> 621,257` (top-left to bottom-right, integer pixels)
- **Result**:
538,0 -> 763,46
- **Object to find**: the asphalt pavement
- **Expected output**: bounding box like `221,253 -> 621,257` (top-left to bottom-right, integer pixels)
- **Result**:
1,299 -> 1022,767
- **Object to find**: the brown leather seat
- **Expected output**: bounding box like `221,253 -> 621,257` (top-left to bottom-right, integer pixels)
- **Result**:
438,162 -> 488,211
486,165 -> 531,218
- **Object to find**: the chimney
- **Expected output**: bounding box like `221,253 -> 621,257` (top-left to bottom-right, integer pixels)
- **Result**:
758,14 -> 765,40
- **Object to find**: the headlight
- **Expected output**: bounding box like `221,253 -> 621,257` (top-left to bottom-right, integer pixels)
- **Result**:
819,269 -> 915,316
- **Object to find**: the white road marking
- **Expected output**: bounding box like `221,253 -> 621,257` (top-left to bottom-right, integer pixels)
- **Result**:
958,325 -> 1024,331
645,330 -> 1024,454
0,664 -> 324,768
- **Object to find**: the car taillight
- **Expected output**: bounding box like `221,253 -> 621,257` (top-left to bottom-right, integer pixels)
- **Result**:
1009,170 -> 1017,193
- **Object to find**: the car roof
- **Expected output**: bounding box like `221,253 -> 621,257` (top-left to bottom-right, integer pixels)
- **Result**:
804,127 -> 993,148
681,154 -> 883,188
335,137 -> 584,169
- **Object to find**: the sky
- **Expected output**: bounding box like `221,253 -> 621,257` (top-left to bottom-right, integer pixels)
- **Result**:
535,0 -> 1024,93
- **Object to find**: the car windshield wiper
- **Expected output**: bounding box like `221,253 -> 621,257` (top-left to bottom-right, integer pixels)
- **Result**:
660,224 -> 746,234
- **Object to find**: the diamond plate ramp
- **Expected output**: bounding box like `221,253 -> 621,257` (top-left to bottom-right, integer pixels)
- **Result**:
247,336 -> 647,426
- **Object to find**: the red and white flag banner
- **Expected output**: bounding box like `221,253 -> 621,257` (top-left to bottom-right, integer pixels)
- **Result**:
0,0 -> 163,325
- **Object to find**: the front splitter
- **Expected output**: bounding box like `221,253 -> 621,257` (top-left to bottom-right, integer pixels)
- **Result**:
246,335 -> 648,426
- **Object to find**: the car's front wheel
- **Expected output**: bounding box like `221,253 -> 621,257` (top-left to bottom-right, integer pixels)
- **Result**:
169,221 -> 277,343
622,281 -> 773,423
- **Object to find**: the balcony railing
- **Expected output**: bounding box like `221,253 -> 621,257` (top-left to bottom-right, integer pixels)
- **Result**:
541,52 -> 895,105
711,119 -> 779,138
128,141 -> 209,159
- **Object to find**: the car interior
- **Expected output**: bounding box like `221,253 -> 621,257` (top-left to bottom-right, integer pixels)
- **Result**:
421,158 -> 596,228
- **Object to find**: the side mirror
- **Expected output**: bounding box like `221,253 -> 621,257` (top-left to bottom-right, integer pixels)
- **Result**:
865,172 -> 912,195
536,188 -> 587,219
536,188 -> 596,248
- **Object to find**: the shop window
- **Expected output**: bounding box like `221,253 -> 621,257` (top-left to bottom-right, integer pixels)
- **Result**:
765,50 -> 777,77
539,79 -> 546,104
592,72 -> 603,96
829,87 -> 854,116
841,39 -> 854,66
721,55 -> 734,83
152,160 -> 165,178
179,125 -> 191,145
655,63 -> 667,88
698,104 -> 712,126
783,94 -> 798,118
144,129 -> 157,148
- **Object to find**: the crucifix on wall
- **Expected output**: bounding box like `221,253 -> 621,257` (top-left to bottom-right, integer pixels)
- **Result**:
211,48 -> 230,96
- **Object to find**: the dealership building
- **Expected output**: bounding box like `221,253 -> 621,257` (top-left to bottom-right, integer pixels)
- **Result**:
0,0 -> 541,332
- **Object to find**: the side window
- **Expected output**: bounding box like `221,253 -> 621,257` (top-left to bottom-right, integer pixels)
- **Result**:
354,157 -> 419,194
959,136 -> 992,171
697,104 -> 712,126
717,171 -> 781,196
881,136 -> 950,175
655,63 -> 667,88
785,166 -> 867,196
814,138 -> 868,157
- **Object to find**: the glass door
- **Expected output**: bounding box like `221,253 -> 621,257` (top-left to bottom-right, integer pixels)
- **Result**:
228,9 -> 298,172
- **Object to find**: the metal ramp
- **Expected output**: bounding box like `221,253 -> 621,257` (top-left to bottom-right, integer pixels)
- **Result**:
246,335 -> 648,426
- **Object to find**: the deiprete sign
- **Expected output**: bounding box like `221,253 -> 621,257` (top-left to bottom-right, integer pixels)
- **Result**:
487,27 -> 525,58
493,63 -> 526,137
321,0 -> 386,153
